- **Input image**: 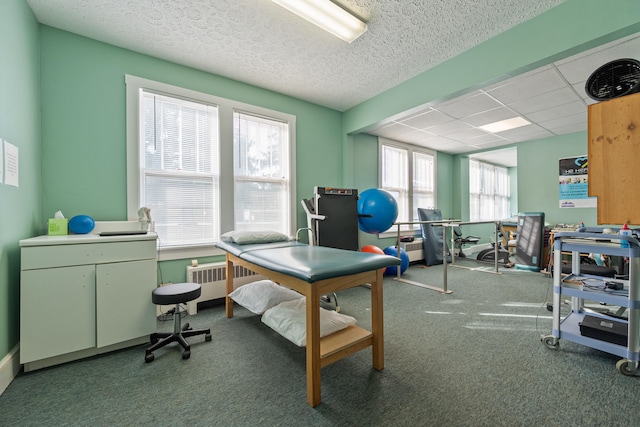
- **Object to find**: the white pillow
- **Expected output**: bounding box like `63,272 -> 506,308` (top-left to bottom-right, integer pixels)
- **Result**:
261,298 -> 357,347
229,280 -> 303,315
221,230 -> 290,245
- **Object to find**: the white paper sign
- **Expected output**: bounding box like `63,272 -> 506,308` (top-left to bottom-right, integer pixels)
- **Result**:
4,140 -> 19,187
0,138 -> 3,184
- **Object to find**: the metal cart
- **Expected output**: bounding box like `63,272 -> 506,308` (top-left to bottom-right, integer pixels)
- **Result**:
542,230 -> 640,376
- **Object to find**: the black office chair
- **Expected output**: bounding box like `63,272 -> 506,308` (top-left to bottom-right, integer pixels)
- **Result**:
145,282 -> 211,362
453,226 -> 480,258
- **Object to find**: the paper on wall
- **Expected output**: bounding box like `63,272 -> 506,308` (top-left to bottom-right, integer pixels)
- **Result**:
4,140 -> 18,188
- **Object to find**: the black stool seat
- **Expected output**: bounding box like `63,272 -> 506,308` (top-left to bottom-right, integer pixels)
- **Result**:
145,283 -> 211,363
152,282 -> 201,306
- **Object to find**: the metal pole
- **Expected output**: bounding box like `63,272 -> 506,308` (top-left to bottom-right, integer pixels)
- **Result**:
494,222 -> 500,273
442,224 -> 448,293
396,223 -> 401,279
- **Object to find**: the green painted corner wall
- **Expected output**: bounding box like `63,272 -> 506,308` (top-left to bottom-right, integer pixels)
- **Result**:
518,131 -> 597,226
39,27 -> 343,231
0,1 -> 41,359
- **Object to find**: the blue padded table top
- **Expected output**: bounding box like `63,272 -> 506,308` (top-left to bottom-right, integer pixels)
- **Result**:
229,243 -> 400,283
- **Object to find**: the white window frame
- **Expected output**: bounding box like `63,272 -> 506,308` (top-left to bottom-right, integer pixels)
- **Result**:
378,138 -> 437,236
126,75 -> 296,260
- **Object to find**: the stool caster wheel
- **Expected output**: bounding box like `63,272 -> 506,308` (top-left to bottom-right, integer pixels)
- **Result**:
205,333 -> 212,341
182,350 -> 191,360
149,335 -> 158,345
145,353 -> 154,363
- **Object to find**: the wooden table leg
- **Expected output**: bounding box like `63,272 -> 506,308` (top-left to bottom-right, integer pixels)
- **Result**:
225,257 -> 234,318
306,285 -> 322,407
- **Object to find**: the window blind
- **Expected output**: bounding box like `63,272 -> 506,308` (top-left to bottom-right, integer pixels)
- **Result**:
233,111 -> 290,234
141,91 -> 220,247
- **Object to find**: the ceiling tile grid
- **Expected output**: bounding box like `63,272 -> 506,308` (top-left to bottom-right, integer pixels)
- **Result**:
368,33 -> 640,166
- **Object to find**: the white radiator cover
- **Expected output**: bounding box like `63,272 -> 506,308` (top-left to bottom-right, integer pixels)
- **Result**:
400,238 -> 424,262
158,262 -> 264,315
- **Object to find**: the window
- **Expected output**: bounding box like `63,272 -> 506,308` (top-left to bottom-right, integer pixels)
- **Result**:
233,112 -> 290,232
469,159 -> 509,221
140,91 -> 220,248
126,76 -> 296,260
380,139 -> 436,231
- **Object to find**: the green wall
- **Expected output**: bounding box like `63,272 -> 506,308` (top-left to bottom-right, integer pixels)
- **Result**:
518,131 -> 597,226
39,27 -> 343,232
0,1 -> 41,359
38,27 -> 344,284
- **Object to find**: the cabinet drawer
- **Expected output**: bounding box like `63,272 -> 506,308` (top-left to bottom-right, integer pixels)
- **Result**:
21,240 -> 156,270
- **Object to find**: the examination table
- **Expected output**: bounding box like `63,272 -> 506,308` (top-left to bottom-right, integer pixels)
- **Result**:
215,240 -> 400,407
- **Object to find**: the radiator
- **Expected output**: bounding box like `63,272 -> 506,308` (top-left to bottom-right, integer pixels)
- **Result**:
400,238 -> 424,262
158,262 -> 264,316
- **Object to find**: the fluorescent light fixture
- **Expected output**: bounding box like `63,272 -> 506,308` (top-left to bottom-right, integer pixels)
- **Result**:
272,0 -> 367,43
478,117 -> 531,133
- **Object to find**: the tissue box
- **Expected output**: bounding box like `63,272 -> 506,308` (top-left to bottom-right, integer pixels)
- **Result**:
48,218 -> 68,236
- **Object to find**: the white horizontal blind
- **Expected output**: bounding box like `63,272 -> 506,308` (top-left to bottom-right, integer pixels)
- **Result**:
413,151 -> 435,220
141,91 -> 220,247
233,111 -> 290,234
381,144 -> 409,224
469,159 -> 509,221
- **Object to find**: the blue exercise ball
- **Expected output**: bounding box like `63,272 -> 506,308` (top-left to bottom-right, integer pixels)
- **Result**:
68,215 -> 95,234
358,188 -> 398,234
383,246 -> 410,276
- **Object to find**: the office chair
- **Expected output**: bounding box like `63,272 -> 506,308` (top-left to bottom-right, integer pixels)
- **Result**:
145,282 -> 211,362
452,225 -> 480,258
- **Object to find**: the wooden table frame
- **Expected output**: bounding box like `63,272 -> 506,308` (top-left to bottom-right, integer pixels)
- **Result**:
224,251 -> 385,407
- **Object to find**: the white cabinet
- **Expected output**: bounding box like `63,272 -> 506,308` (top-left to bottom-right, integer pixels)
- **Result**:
20,233 -> 158,371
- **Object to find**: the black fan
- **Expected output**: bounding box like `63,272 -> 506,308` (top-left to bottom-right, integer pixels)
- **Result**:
585,58 -> 640,101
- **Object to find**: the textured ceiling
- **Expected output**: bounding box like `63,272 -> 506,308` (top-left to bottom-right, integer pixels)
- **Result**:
25,0 -> 566,112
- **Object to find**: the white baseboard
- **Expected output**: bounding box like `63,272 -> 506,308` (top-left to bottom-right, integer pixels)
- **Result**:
0,344 -> 21,396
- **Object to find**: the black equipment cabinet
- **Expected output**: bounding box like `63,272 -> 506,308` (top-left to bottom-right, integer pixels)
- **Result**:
313,187 -> 359,251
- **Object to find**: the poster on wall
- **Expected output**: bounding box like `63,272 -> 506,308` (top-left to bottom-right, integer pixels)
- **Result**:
559,155 -> 596,208
0,138 -> 3,184
4,140 -> 19,188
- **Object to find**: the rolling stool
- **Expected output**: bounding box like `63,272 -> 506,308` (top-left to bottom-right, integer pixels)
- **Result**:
145,282 -> 211,363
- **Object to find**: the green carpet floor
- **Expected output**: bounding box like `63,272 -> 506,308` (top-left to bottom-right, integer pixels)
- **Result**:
1,260 -> 638,426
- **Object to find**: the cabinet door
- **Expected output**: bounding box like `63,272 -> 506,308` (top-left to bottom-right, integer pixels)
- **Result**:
20,265 -> 96,363
588,92 -> 640,224
95,259 -> 157,347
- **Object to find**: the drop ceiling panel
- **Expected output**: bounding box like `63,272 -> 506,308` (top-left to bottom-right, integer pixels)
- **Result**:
461,106 -> 518,127
539,112 -> 586,130
437,92 -> 502,119
508,87 -> 579,115
425,139 -> 473,153
555,33 -> 640,84
422,120 -> 474,135
498,125 -> 553,142
487,67 -> 567,104
398,109 -> 453,129
525,100 -> 586,123
446,128 -> 493,142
